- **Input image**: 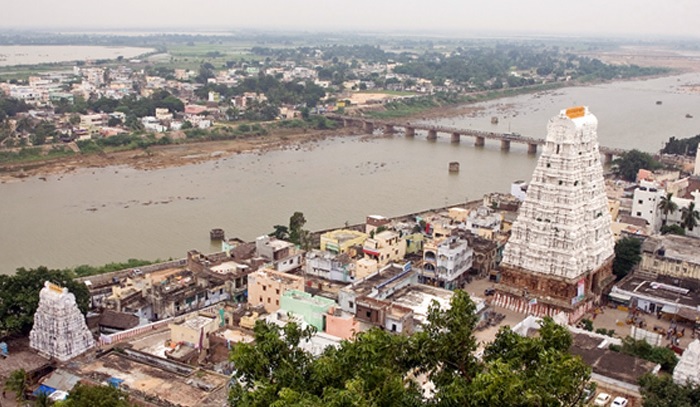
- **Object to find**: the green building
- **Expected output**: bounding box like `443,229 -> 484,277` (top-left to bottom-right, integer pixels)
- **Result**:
280,290 -> 336,331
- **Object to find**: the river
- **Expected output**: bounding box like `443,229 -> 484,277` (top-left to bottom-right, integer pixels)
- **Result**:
0,45 -> 155,66
1,72 -> 700,273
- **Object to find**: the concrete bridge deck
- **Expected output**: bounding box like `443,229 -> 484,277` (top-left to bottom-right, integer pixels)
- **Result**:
326,114 -> 627,160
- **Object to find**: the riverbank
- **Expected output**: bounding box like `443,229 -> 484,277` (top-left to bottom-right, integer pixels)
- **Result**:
0,126 -> 369,183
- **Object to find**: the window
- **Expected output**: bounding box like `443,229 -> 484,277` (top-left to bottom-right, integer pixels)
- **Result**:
391,324 -> 397,332
638,200 -> 643,204
262,285 -> 267,291
349,301 -> 354,309
366,311 -> 372,318
259,296 -> 263,303
276,300 -> 279,306
636,212 -> 642,217
276,289 -> 280,295
267,297 -> 271,303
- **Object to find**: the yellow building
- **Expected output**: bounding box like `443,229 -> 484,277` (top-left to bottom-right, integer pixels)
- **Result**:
355,257 -> 379,280
448,207 -> 469,223
169,315 -> 218,350
639,235 -> 700,281
247,268 -> 305,313
320,229 -> 368,254
362,230 -> 406,266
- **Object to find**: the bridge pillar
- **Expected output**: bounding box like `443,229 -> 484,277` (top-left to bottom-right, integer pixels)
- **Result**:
603,153 -> 614,164
451,132 -> 460,143
528,143 -> 538,154
475,136 -> 485,147
363,121 -> 374,134
427,129 -> 438,141
383,124 -> 395,135
405,127 -> 415,137
500,139 -> 511,151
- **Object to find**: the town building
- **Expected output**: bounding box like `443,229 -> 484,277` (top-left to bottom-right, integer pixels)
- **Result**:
362,230 -> 407,266
305,250 -> 355,282
319,229 -> 367,254
420,235 -> 473,290
255,235 -> 303,273
465,206 -> 502,239
365,215 -> 391,234
638,234 -> 700,281
279,290 -> 336,331
247,268 -> 305,313
495,107 -> 615,323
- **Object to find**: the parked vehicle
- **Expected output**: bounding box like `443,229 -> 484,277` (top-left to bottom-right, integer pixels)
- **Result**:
484,287 -> 496,296
611,396 -> 628,407
594,393 -> 611,406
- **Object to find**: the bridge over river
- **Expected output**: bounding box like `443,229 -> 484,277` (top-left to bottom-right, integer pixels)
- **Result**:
326,114 -> 627,163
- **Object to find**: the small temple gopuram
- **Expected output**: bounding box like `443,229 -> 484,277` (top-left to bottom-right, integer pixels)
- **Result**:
29,281 -> 95,362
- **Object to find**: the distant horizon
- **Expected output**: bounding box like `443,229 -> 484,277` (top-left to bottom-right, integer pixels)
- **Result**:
1,27 -> 698,43
5,0 -> 700,40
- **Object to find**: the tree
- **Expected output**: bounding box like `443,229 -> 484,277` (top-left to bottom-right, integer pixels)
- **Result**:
639,373 -> 700,407
69,113 -> 81,126
613,337 -> 678,372
657,192 -> 678,226
476,318 -> 590,407
288,212 -> 307,245
612,237 -> 642,280
228,291 -> 590,407
270,225 -> 289,240
107,116 -> 122,127
4,368 -> 27,401
63,383 -> 134,407
612,149 -> 662,182
0,267 -> 90,335
661,224 -> 686,236
681,202 -> 700,231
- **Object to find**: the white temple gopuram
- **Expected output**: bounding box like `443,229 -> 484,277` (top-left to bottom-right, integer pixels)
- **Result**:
495,106 -> 615,323
673,339 -> 700,386
29,281 -> 95,362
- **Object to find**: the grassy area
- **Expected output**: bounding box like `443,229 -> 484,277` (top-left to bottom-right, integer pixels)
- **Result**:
0,146 -> 75,165
357,90 -> 417,96
65,258 -> 162,278
365,82 -> 569,120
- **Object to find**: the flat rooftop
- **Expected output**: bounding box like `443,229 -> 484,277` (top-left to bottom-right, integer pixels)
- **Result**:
643,235 -> 700,265
569,333 -> 657,385
209,261 -> 245,274
148,266 -> 188,284
179,315 -> 215,331
387,284 -> 454,325
216,328 -> 254,344
324,230 -> 366,243
615,276 -> 700,308
73,352 -> 227,407
347,264 -> 408,297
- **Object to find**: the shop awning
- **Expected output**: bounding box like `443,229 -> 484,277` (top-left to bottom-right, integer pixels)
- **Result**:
677,307 -> 700,322
661,304 -> 679,315
608,292 -> 631,303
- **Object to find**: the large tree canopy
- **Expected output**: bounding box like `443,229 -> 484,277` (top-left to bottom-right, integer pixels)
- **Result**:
612,149 -> 662,182
62,383 -> 135,407
0,266 -> 90,335
228,290 -> 590,407
613,237 -> 642,281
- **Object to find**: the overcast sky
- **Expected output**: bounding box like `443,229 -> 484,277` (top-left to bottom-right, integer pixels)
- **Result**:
4,0 -> 699,39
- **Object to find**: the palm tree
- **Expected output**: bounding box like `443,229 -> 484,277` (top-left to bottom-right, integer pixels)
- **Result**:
657,192 -> 678,226
4,368 -> 27,401
681,202 -> 700,231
